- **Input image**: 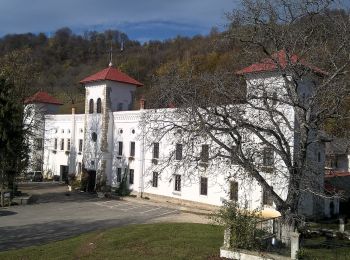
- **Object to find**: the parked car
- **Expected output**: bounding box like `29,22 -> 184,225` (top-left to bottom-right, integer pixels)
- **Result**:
28,171 -> 43,182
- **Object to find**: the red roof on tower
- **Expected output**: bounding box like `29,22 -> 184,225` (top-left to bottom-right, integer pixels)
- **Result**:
24,91 -> 63,105
80,66 -> 143,87
236,50 -> 327,76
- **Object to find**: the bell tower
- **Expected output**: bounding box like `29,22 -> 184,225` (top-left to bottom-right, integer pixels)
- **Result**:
79,65 -> 143,190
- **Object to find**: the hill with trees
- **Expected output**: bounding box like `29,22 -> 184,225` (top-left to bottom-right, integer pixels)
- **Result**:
0,8 -> 349,136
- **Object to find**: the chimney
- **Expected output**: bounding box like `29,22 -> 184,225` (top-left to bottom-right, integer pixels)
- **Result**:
139,97 -> 146,110
71,107 -> 76,115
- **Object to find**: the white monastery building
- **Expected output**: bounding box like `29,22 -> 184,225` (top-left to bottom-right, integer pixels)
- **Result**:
25,53 -> 337,218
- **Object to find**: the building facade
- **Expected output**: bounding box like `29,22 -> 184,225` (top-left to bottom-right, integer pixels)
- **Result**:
27,56 -> 330,218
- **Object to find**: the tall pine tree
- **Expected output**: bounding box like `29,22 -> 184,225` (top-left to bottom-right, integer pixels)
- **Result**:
0,78 -> 28,206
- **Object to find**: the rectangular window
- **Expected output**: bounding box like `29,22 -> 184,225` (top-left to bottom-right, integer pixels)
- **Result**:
54,138 -> 58,150
231,145 -> 236,164
174,174 -> 181,191
118,142 -> 123,156
201,145 -> 209,162
263,147 -> 274,167
200,177 -> 208,195
117,168 -> 122,182
152,172 -> 158,188
153,142 -> 159,159
175,144 -> 183,160
230,181 -> 238,201
67,139 -> 71,151
79,139 -> 83,152
35,138 -> 43,150
78,162 -> 82,174
129,169 -> 134,184
60,139 -> 64,150
130,142 -> 135,157
262,188 -> 273,206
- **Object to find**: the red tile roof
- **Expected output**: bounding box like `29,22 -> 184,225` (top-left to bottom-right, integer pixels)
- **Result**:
24,91 -> 63,105
80,66 -> 143,87
236,50 -> 327,76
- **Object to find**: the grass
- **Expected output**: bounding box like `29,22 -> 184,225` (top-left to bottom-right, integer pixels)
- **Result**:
0,223 -> 224,260
301,236 -> 350,260
2,222 -> 349,260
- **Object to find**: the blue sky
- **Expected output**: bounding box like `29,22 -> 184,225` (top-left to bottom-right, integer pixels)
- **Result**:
0,0 -> 238,42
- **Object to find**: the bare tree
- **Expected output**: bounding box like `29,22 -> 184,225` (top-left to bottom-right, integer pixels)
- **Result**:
142,0 -> 350,225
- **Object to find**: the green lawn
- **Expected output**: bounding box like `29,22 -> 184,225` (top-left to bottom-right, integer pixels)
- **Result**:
0,223 -> 224,260
2,222 -> 349,260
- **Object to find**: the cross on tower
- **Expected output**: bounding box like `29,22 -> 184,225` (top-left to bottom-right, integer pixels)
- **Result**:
108,39 -> 124,67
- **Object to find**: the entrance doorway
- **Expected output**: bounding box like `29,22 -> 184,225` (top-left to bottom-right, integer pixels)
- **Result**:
87,170 -> 96,192
60,165 -> 69,183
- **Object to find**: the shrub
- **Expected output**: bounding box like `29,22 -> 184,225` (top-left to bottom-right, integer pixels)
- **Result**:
212,201 -> 263,250
115,173 -> 131,196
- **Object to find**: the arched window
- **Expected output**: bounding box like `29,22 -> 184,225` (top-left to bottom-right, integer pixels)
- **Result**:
89,99 -> 94,114
96,98 -> 102,113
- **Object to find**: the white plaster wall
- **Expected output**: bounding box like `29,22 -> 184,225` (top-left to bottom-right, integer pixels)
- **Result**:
43,114 -> 85,179
107,81 -> 136,111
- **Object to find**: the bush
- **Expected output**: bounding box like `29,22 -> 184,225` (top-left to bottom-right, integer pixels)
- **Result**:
212,201 -> 263,250
115,173 -> 131,196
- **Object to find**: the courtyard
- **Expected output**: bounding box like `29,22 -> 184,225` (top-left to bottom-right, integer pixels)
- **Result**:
0,182 -> 207,251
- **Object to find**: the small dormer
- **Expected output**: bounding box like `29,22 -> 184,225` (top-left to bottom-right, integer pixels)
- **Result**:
80,66 -> 143,114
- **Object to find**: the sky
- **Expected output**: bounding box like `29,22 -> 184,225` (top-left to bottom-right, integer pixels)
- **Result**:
0,0 -> 238,42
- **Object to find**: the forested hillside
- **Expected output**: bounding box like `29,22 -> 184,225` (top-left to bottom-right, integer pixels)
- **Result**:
0,27 -> 245,113
0,8 -> 349,136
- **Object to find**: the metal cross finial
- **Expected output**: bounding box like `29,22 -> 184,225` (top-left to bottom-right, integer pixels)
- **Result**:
109,41 -> 113,67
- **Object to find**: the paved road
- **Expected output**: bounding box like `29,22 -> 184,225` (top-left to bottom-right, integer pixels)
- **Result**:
0,182 -> 179,251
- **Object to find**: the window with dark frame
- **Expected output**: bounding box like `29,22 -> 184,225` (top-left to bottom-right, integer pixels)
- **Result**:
231,145 -> 237,164
129,169 -> 134,184
79,139 -> 83,152
89,99 -> 94,114
153,142 -> 159,159
35,138 -> 43,150
174,174 -> 181,191
117,168 -> 122,182
118,142 -> 123,156
262,187 -> 273,206
175,143 -> 183,160
91,132 -> 97,142
152,172 -> 158,187
60,139 -> 64,150
272,92 -> 277,105
262,147 -> 274,167
130,142 -> 135,157
201,145 -> 209,162
96,98 -> 102,113
67,139 -> 71,151
54,138 -> 58,150
230,181 -> 238,201
200,177 -> 208,195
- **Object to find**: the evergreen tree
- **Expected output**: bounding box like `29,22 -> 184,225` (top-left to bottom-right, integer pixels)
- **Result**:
0,78 -> 28,206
